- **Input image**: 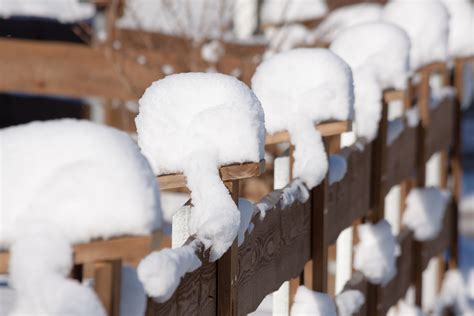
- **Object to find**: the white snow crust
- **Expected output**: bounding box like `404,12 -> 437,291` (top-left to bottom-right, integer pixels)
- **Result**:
382,0 -> 450,70
136,72 -> 265,261
291,286 -> 337,316
0,0 -> 95,22
0,119 -> 162,249
330,22 -> 411,142
335,290 -> 365,316
329,154 -> 347,185
354,219 -> 399,285
439,0 -> 474,58
403,187 -> 450,241
252,48 -> 354,188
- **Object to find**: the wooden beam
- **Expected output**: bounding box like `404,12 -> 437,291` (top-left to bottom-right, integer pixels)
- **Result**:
265,121 -> 351,145
157,160 -> 265,190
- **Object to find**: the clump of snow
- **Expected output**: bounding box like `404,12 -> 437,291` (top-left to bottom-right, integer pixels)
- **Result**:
160,192 -> 190,225
252,48 -> 354,189
406,107 -> 420,128
329,154 -> 347,185
117,0 -> 233,41
354,219 -> 399,285
136,72 -> 265,261
201,40 -> 225,64
280,179 -> 310,208
8,221 -> 106,316
238,198 -> 256,246
137,241 -> 202,302
403,187 -> 450,241
291,286 -> 337,316
432,269 -> 474,315
330,22 -> 411,142
261,0 -> 327,25
439,0 -> 474,58
0,0 -> 95,22
382,0 -> 450,70
397,300 -> 426,316
311,3 -> 382,44
335,290 -> 365,316
0,119 -> 162,249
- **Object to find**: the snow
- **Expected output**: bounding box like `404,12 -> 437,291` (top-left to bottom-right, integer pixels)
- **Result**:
265,24 -> 311,56
0,0 -> 95,22
335,290 -> 365,316
252,48 -> 354,188
387,117 -> 405,145
238,198 -> 256,246
397,300 -> 425,316
354,219 -> 399,285
439,0 -> 474,58
432,269 -> 474,315
117,0 -> 233,41
329,154 -> 347,185
330,22 -> 411,142
461,62 -> 474,110
261,0 -> 327,25
382,0 -> 450,71
291,286 -> 337,316
311,3 -> 382,44
8,222 -> 105,316
402,187 -> 450,241
201,40 -> 225,64
136,72 -> 265,261
137,240 -> 202,302
280,179 -> 310,208
0,119 -> 162,249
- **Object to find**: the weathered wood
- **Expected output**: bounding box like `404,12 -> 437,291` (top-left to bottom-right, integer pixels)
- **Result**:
326,143 -> 372,245
0,231 -> 161,274
342,271 -> 369,316
236,190 -> 312,315
326,0 -> 387,11
157,161 -> 265,190
265,121 -> 351,145
424,98 -> 455,161
379,229 -> 414,315
91,259 -> 122,316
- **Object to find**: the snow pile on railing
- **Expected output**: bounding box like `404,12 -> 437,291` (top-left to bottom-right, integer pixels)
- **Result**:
402,187 -> 450,241
330,22 -> 410,142
261,0 -> 327,25
1,120 -> 162,315
136,72 -> 265,261
382,0 -> 450,70
311,3 -> 382,44
432,270 -> 474,315
1,120 -> 162,248
329,154 -> 347,185
439,0 -> 474,58
0,0 -> 95,22
252,48 -> 354,189
354,220 -> 399,285
291,287 -> 364,316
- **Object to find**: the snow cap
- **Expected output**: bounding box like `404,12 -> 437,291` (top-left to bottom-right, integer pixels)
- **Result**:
252,48 -> 354,188
330,22 -> 411,142
354,219 -> 399,285
382,0 -> 450,70
439,0 -> 474,58
136,72 -> 265,261
0,119 -> 162,248
291,286 -> 337,316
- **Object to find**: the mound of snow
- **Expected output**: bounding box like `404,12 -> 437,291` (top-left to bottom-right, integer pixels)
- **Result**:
8,221 -> 105,316
397,300 -> 426,316
138,241 -> 202,302
440,0 -> 474,58
0,119 -> 162,249
335,290 -> 365,316
117,0 -> 233,41
403,187 -> 450,241
432,269 -> 474,315
329,154 -> 347,185
330,22 -> 410,142
354,219 -> 399,285
0,0 -> 95,22
136,72 -> 265,261
261,0 -> 327,25
252,48 -> 354,188
382,0 -> 450,70
291,286 -> 337,316
311,3 -> 382,44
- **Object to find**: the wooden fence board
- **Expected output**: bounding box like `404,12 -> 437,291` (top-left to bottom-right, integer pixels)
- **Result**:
146,254 -> 217,315
384,126 -> 417,195
326,143 -> 372,245
343,271 -> 369,316
379,229 -> 414,314
237,190 -> 312,315
425,98 -> 455,161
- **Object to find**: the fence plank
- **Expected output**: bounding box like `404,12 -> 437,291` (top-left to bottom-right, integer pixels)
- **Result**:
424,98 -> 455,162
237,190 -> 312,315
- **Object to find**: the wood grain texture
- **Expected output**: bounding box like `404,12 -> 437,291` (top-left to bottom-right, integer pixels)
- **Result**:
379,229 -> 414,315
384,126 -> 417,196
236,190 -> 312,315
326,143 -> 372,245
425,98 -> 455,162
326,0 -> 387,11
